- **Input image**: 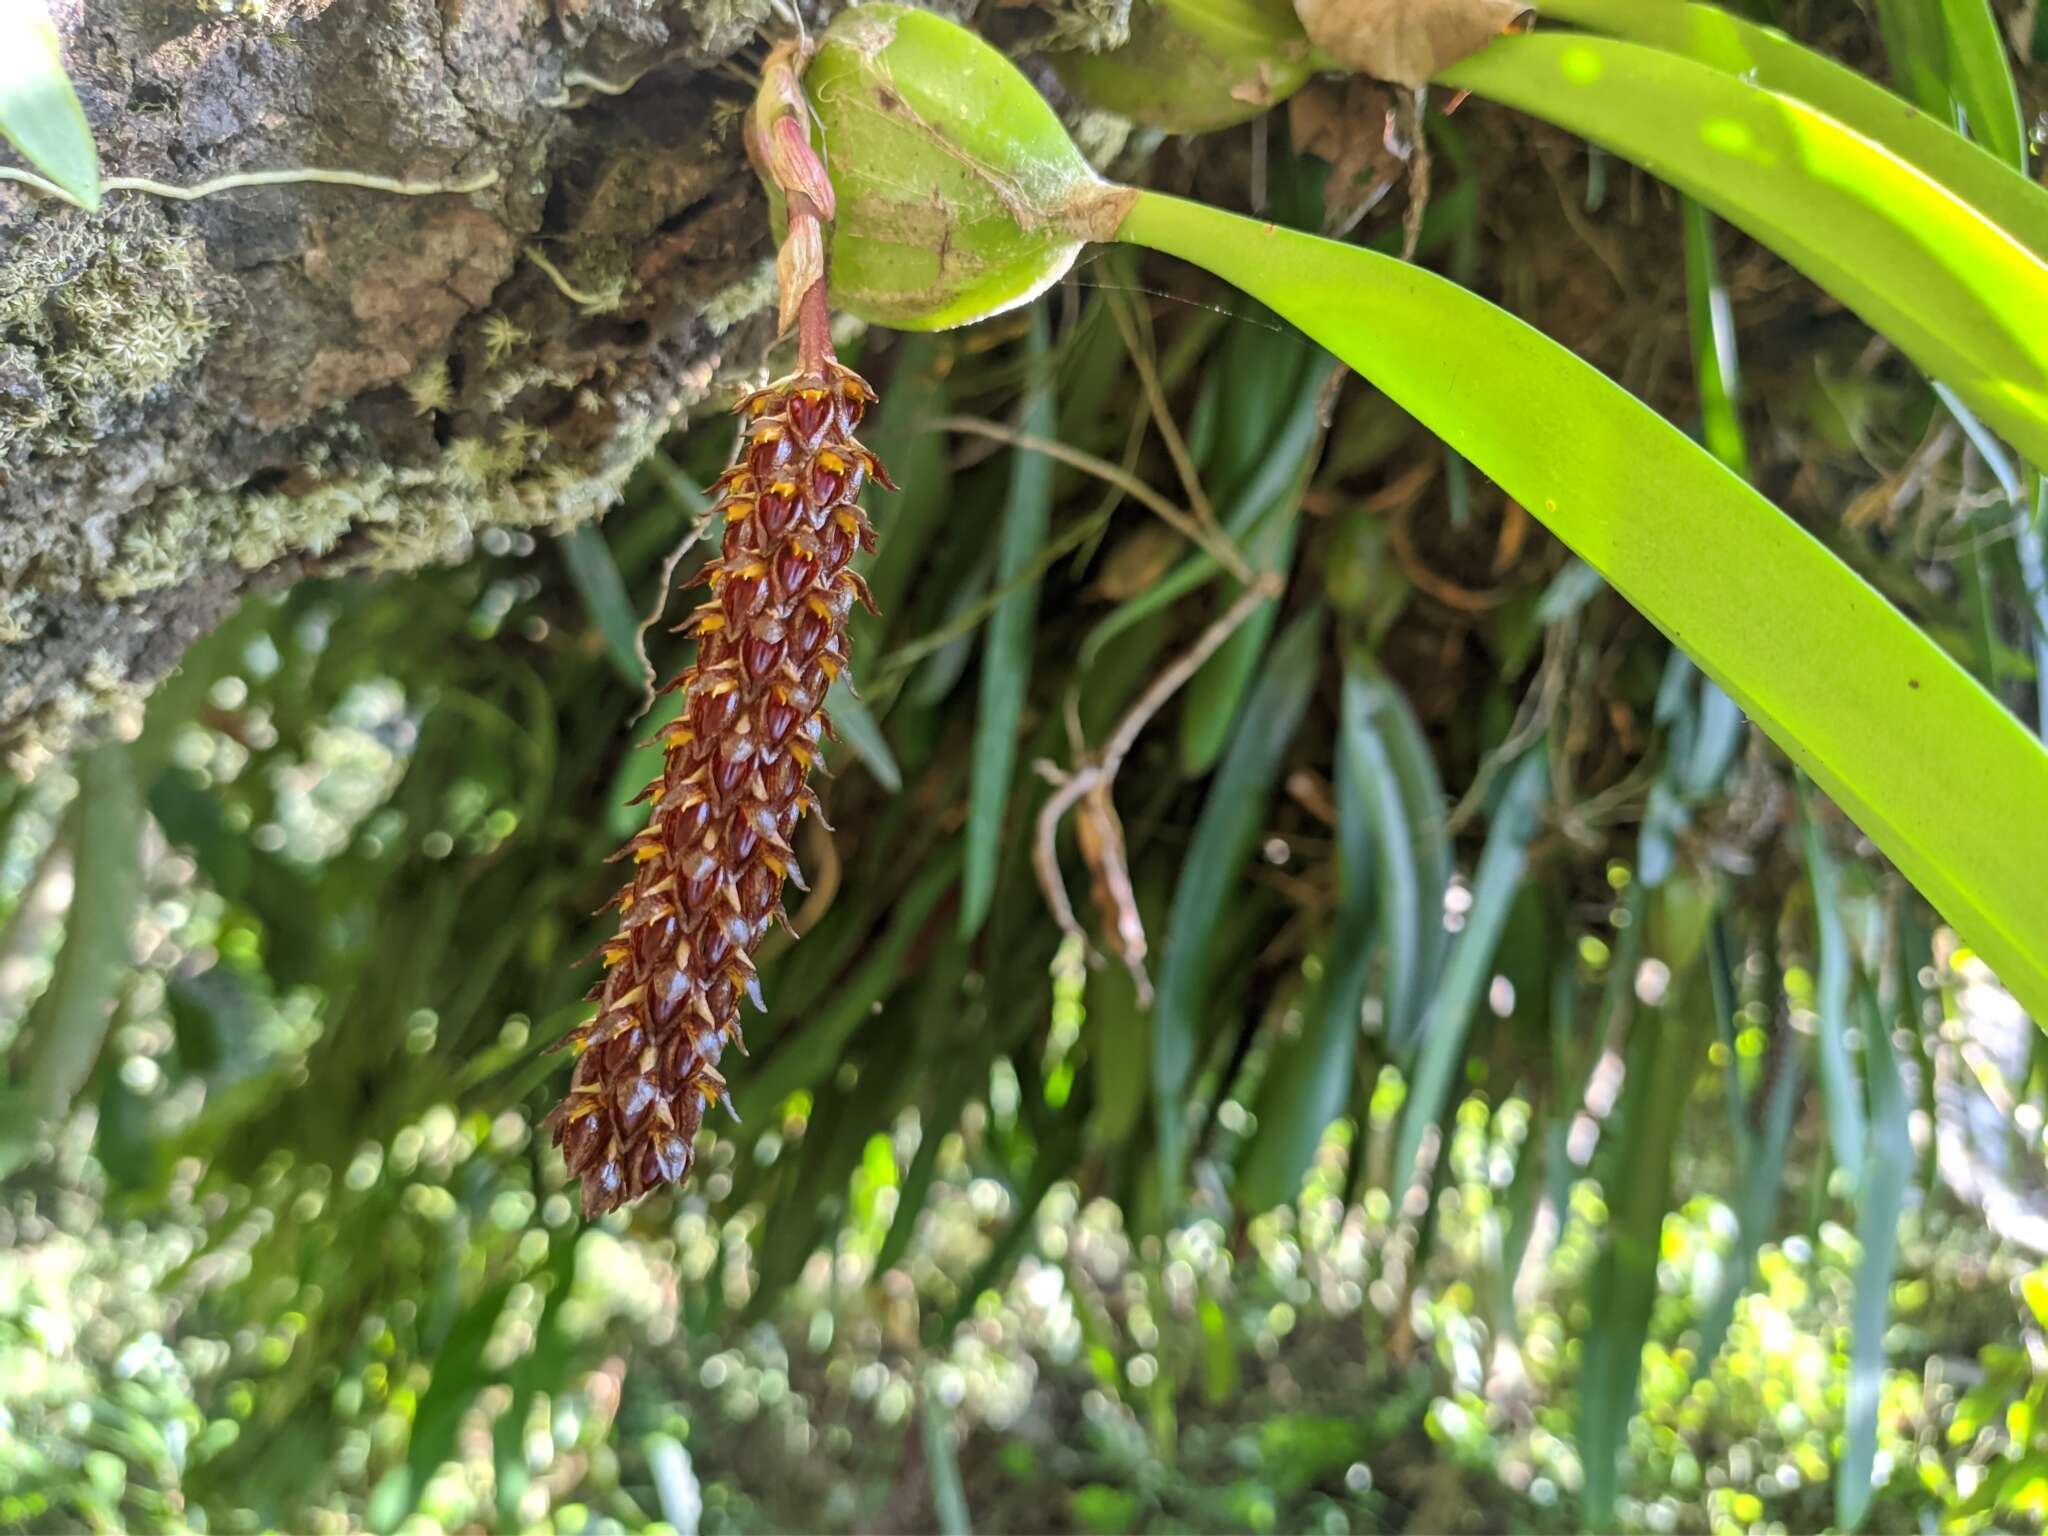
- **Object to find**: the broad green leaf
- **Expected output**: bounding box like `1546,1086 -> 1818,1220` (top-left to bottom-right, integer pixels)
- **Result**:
1528,0 -> 2048,260
1873,0 -> 2026,172
0,0 -> 99,208
1391,748 -> 1548,1192
1118,191 -> 2048,1021
1152,608 -> 1324,1195
1839,984 -> 1913,1531
0,744 -> 142,1177
1938,0 -> 2025,170
1440,31 -> 2048,466
961,311 -> 1054,938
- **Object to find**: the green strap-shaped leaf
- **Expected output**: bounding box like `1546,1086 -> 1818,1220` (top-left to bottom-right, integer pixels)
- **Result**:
1440,30 -> 2048,466
1527,0 -> 2048,259
0,0 -> 99,208
1118,190 -> 2048,1020
1872,0 -> 2026,172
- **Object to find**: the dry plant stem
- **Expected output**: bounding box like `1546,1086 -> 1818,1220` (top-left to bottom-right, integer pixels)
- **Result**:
632,493 -> 727,721
932,414 -> 1254,581
1104,291 -> 1225,547
1032,574 -> 1284,998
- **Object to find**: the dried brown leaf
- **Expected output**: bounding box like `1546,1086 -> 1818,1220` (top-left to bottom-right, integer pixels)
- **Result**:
1287,79 -> 1404,235
1291,0 -> 1527,88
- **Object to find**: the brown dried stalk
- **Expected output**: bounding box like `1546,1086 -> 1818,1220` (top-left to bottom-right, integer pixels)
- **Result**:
545,41 -> 891,1216
1032,574 -> 1283,1002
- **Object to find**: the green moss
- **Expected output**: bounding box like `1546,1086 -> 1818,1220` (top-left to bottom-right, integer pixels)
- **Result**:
0,207 -> 215,463
700,260 -> 776,338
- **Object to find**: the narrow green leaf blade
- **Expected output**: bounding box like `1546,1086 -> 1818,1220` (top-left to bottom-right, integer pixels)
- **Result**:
0,0 -> 99,208
1681,198 -> 1748,476
1802,793 -> 1867,1177
960,313 -> 1054,937
1839,986 -> 1913,1531
1153,607 -> 1325,1195
1579,975 -> 1712,1528
1391,748 -> 1548,1192
1234,641 -> 1384,1209
0,744 -> 141,1177
1934,0 -> 2027,170
1119,191 -> 2048,1020
557,524 -> 644,689
826,676 -> 904,793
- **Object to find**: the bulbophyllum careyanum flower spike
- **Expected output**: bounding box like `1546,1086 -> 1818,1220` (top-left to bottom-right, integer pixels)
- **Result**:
544,39 -> 893,1218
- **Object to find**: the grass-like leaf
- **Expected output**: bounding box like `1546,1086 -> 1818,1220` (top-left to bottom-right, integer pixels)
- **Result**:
1234,660 -> 1378,1209
1802,790 -> 1868,1176
961,313 -> 1054,938
1117,190 -> 2048,1020
0,744 -> 141,1178
1840,984 -> 1913,1530
1152,608 -> 1324,1195
1391,748 -> 1548,1192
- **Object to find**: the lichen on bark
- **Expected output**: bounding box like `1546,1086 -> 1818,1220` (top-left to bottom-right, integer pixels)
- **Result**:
0,0 -> 788,772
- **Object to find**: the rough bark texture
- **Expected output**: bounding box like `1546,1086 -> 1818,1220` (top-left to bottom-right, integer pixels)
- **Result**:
1,0 -> 797,771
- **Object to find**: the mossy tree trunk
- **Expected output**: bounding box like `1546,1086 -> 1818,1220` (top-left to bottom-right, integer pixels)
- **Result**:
0,0 -> 792,770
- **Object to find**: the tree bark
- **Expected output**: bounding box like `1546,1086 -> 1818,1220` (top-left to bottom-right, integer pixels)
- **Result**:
0,0 -> 790,770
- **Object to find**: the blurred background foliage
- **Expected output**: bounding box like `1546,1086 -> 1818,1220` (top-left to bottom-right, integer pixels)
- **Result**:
5,11 -> 2048,1532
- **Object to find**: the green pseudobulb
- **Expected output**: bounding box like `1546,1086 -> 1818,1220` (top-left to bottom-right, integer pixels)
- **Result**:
1052,0 -> 1315,133
790,3 -> 1135,330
